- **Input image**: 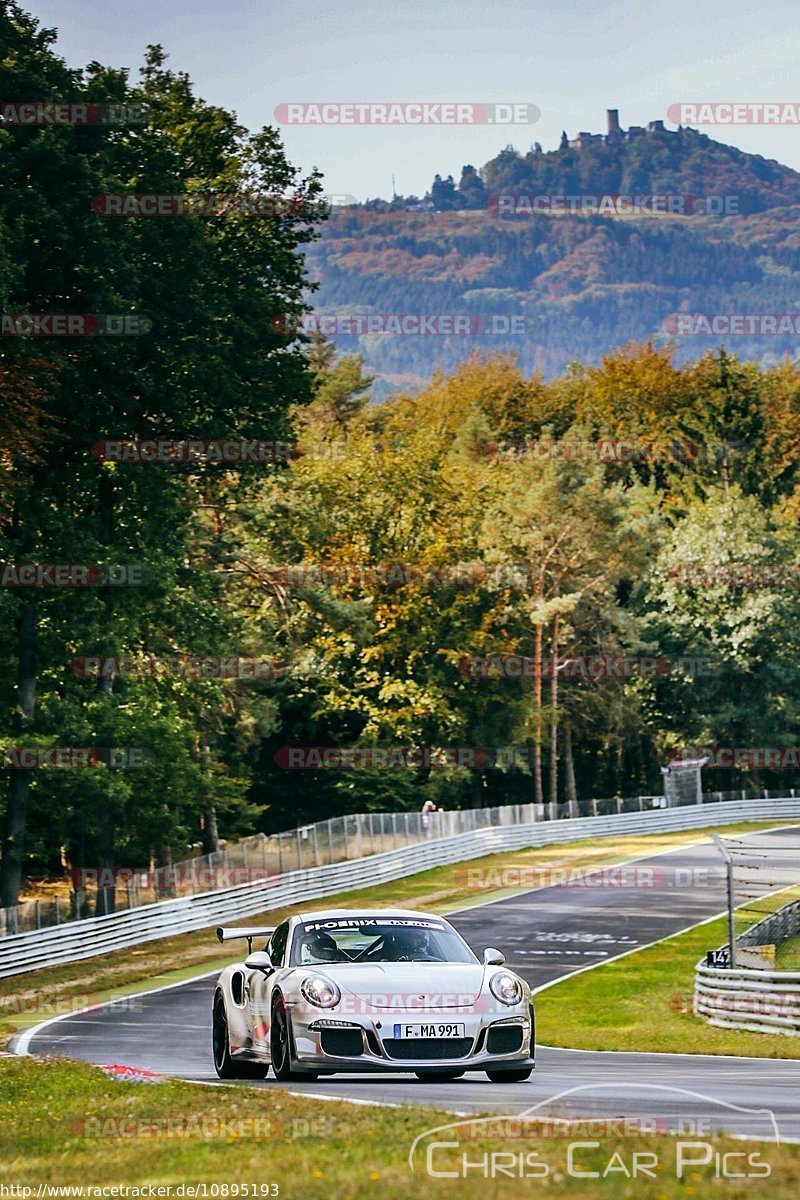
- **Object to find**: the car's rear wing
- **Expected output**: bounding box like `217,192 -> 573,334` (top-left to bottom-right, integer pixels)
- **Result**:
217,926 -> 275,955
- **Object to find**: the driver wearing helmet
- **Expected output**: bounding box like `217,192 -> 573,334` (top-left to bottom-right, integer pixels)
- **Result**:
379,926 -> 435,961
301,931 -> 342,963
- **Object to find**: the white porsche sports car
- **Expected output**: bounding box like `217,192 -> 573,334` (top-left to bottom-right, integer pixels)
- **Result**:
212,908 -> 534,1082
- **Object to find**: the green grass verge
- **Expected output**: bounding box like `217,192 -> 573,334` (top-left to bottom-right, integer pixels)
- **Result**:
2,1056 -> 799,1197
0,819 -> 784,1046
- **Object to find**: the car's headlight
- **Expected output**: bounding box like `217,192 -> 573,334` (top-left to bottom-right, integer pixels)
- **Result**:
300,975 -> 341,1009
489,971 -> 523,1006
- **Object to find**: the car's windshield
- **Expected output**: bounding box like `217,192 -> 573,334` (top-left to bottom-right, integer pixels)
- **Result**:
290,917 -> 477,965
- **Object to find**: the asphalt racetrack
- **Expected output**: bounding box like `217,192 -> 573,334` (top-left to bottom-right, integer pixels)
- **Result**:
17,826 -> 800,1139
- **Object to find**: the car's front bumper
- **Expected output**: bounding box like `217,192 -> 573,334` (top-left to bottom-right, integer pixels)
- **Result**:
289,1003 -> 535,1073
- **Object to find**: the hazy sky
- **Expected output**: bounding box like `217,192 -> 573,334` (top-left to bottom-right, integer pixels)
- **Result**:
24,0 -> 800,200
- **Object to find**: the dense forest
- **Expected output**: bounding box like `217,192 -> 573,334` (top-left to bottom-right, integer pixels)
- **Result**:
2,3 -> 800,910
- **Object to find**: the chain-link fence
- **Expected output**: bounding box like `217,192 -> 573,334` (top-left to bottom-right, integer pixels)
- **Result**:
710,831 -> 800,966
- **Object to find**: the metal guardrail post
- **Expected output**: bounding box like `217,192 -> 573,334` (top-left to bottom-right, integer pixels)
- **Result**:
710,833 -> 736,969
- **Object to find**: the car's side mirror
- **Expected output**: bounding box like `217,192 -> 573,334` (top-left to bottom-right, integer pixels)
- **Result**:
483,947 -> 505,966
245,950 -> 274,973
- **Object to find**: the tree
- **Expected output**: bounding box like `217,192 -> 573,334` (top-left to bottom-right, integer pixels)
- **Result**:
430,174 -> 458,211
639,486 -> 800,785
478,434 -> 654,809
457,165 -> 485,210
0,5 -> 325,908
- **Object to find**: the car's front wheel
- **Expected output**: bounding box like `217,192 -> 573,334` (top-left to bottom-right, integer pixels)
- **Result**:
270,996 -> 319,1082
212,993 -> 268,1079
414,1070 -> 465,1081
270,997 -> 294,1080
485,1067 -> 533,1083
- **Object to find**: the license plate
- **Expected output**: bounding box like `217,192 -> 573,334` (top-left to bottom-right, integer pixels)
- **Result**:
393,1022 -> 465,1038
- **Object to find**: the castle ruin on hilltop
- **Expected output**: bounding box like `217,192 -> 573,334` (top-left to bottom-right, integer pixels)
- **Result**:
562,109 -> 669,151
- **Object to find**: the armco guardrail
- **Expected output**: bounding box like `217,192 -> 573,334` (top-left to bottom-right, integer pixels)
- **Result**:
695,896 -> 800,1035
4,787 -> 791,936
694,961 -> 800,1034
4,795 -> 698,936
2,796 -> 800,979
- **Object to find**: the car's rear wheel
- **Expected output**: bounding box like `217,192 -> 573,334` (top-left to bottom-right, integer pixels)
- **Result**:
414,1070 -> 465,1081
485,1067 -> 533,1083
212,994 -> 268,1079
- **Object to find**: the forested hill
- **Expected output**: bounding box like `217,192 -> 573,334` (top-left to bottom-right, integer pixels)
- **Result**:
437,124 -> 800,214
304,124 -> 800,397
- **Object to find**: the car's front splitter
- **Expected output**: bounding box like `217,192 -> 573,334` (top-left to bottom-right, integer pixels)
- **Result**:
290,1006 -> 534,1073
